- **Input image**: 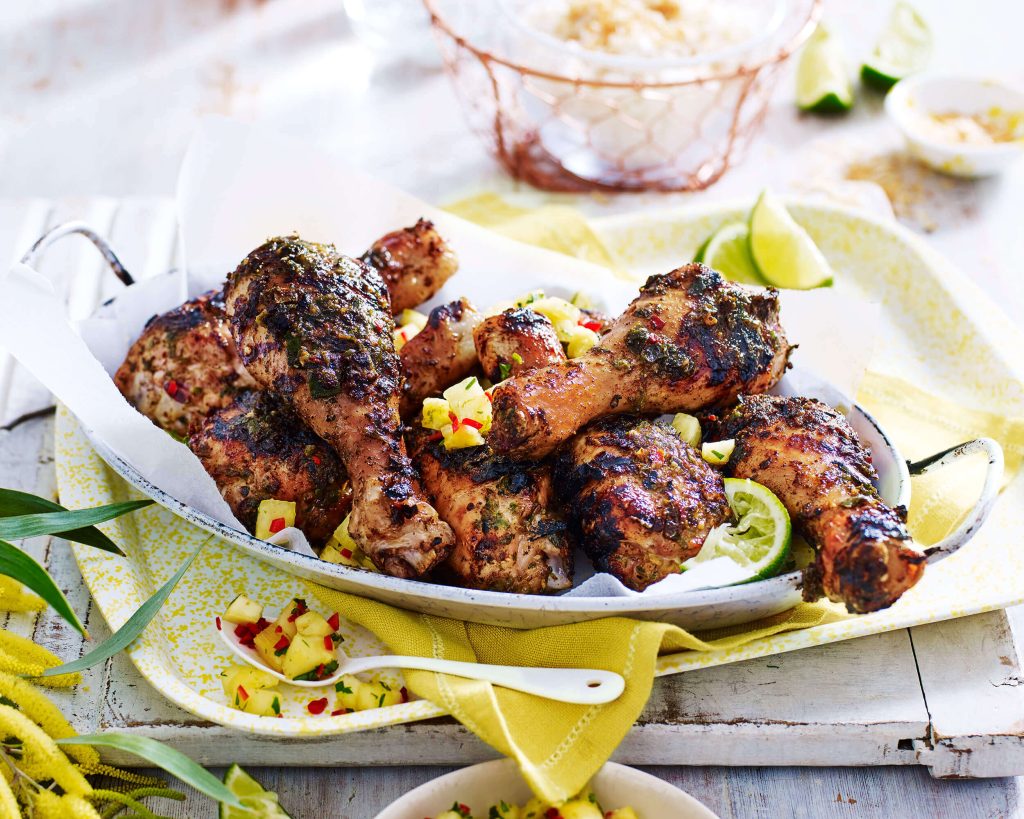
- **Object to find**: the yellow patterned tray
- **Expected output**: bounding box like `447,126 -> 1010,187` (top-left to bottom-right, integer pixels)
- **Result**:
56,201 -> 1024,735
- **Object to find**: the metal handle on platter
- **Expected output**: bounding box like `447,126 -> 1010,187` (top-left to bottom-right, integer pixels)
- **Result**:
907,438 -> 1004,563
20,221 -> 134,286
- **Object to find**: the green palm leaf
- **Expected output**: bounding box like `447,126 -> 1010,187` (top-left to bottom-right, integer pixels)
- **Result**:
0,499 -> 152,542
0,488 -> 129,554
57,734 -> 243,807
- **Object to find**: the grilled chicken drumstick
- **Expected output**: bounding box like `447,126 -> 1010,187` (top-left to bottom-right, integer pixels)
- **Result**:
115,291 -> 257,438
361,218 -> 458,313
473,308 -> 566,383
554,415 -> 729,591
398,298 -> 482,421
409,309 -> 574,593
190,390 -> 352,547
408,428 -> 572,593
709,395 -> 925,613
224,236 -> 454,578
488,264 -> 791,460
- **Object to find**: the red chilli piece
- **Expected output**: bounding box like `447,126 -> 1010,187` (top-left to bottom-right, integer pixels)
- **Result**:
215,617 -> 222,631
323,635 -> 334,651
400,686 -> 409,703
237,685 -> 249,702
459,805 -> 471,817
461,417 -> 483,430
427,431 -> 444,442
330,708 -> 351,716
582,319 -> 603,332
273,635 -> 290,652
164,379 -> 178,397
327,612 -> 341,631
648,314 -> 665,331
311,455 -> 321,466
307,697 -> 329,715
269,517 -> 286,534
448,411 -> 460,432
340,548 -> 353,560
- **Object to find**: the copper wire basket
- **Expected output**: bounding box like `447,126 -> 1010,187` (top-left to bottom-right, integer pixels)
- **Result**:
424,0 -> 821,192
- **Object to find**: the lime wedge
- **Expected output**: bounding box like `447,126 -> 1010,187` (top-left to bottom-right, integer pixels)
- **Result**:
796,25 -> 853,113
684,478 -> 792,581
693,221 -> 765,285
221,764 -> 292,819
748,190 -> 835,289
861,2 -> 931,90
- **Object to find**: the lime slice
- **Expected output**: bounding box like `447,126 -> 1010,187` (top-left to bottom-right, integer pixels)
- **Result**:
748,190 -> 835,289
221,764 -> 292,819
861,2 -> 931,90
685,478 -> 792,581
693,221 -> 765,285
796,25 -> 853,113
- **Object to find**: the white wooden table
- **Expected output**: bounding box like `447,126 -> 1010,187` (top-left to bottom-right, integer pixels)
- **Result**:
2,1 -> 1024,816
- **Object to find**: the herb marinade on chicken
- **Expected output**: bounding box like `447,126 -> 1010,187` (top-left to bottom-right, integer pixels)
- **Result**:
224,236 -> 454,578
709,394 -> 925,613
473,308 -> 566,383
487,264 -> 791,460
114,290 -> 257,438
554,415 -> 729,591
189,390 -> 352,547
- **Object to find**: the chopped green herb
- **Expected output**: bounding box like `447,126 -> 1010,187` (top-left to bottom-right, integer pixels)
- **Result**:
511,352 -> 523,365
712,450 -> 724,459
379,681 -> 391,691
271,697 -> 281,715
498,362 -> 511,380
465,377 -> 477,390
335,680 -> 353,694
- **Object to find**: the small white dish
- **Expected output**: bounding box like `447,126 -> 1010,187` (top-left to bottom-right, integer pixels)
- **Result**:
374,759 -> 720,819
885,74 -> 1024,177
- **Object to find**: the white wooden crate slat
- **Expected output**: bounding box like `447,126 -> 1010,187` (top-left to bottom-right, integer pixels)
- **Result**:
0,198 -> 1023,780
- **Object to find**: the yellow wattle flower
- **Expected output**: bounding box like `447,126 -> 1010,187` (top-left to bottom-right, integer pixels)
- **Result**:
33,789 -> 102,819
0,671 -> 99,769
0,773 -> 18,817
0,629 -> 81,688
0,704 -> 91,796
0,576 -> 44,612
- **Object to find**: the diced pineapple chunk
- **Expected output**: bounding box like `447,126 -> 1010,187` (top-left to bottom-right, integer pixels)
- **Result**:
558,799 -> 603,819
219,665 -> 278,697
333,674 -> 364,712
295,611 -> 332,637
513,289 -> 545,307
397,308 -> 428,331
671,412 -> 702,448
702,439 -> 735,466
254,499 -> 296,540
570,291 -> 596,310
421,397 -> 452,430
320,539 -> 360,568
253,625 -> 288,673
443,376 -> 485,415
529,296 -> 581,341
444,424 -> 485,451
456,393 -> 492,433
321,516 -> 380,572
282,633 -> 336,680
392,322 -> 422,352
239,688 -> 282,717
604,809 -> 639,819
354,678 -> 403,710
223,593 -> 263,625
565,325 -> 599,358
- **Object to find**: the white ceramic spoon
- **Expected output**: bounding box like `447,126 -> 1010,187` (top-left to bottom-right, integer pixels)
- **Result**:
215,618 -> 625,705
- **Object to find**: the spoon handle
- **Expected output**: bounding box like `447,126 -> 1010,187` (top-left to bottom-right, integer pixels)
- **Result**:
341,656 -> 625,705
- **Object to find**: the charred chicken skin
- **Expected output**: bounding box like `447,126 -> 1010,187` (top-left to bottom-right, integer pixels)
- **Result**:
361,218 -> 458,313
473,308 -> 566,383
114,291 -> 257,438
410,307 -> 573,592
189,390 -> 352,547
709,395 -> 925,613
488,264 -> 791,460
224,236 -> 454,578
408,428 -> 572,593
398,298 -> 482,420
554,415 -> 729,591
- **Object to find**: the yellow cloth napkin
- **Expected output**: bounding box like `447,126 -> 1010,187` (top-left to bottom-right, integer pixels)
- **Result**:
307,586 -> 841,802
308,196 -> 1024,802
